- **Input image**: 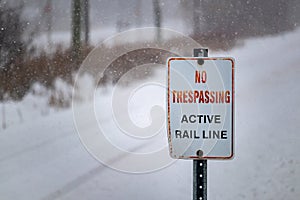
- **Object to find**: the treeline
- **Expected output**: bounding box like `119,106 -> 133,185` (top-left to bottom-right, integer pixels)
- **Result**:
1,0 -> 299,103
0,1 -> 91,102
182,0 -> 299,49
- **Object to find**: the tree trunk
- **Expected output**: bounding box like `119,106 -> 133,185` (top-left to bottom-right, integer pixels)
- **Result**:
2,103 -> 6,129
193,0 -> 201,36
135,0 -> 142,27
83,0 -> 89,46
72,0 -> 81,63
153,0 -> 162,42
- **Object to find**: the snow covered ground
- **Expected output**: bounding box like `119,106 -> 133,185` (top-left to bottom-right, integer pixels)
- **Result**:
0,28 -> 300,200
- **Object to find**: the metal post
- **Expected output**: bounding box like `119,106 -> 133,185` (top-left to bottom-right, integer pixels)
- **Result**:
193,159 -> 207,200
193,48 -> 208,200
193,48 -> 208,58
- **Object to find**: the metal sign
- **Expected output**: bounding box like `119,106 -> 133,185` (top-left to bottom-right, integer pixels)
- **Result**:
167,57 -> 234,159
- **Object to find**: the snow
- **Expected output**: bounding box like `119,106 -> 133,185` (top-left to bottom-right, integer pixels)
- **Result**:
1,28 -> 300,199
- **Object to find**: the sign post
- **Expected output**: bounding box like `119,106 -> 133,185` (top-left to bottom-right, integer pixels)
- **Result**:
193,48 -> 208,200
166,48 -> 235,200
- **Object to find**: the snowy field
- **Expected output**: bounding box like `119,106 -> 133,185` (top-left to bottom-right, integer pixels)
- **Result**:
1,28 -> 300,200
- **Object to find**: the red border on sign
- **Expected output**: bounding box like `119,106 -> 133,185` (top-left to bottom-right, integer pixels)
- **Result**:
167,57 -> 235,160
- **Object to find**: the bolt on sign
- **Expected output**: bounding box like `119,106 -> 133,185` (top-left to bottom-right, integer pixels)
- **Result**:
167,57 -> 235,159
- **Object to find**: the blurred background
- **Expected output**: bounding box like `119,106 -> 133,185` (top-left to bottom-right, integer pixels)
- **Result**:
0,0 -> 299,105
0,1 -> 299,200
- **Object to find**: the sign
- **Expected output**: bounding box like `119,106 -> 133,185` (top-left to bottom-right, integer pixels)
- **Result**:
167,57 -> 234,159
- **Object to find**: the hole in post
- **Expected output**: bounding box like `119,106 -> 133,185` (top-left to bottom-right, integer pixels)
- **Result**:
197,59 -> 204,65
196,150 -> 203,157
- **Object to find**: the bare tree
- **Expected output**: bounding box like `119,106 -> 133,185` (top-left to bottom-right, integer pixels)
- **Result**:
82,0 -> 89,46
0,2 -> 26,70
2,103 -> 6,129
193,0 -> 201,36
135,0 -> 142,27
0,1 -> 32,101
153,0 -> 162,41
71,0 -> 81,63
44,0 -> 53,48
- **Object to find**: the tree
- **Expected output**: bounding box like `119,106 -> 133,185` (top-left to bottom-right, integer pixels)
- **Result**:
0,2 -> 26,70
153,0 -> 162,42
44,0 -> 53,48
82,0 -> 89,46
134,0 -> 142,27
71,0 -> 81,63
193,0 -> 201,36
0,1 -> 30,101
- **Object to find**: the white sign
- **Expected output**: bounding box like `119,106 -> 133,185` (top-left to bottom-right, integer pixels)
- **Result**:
167,57 -> 234,159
